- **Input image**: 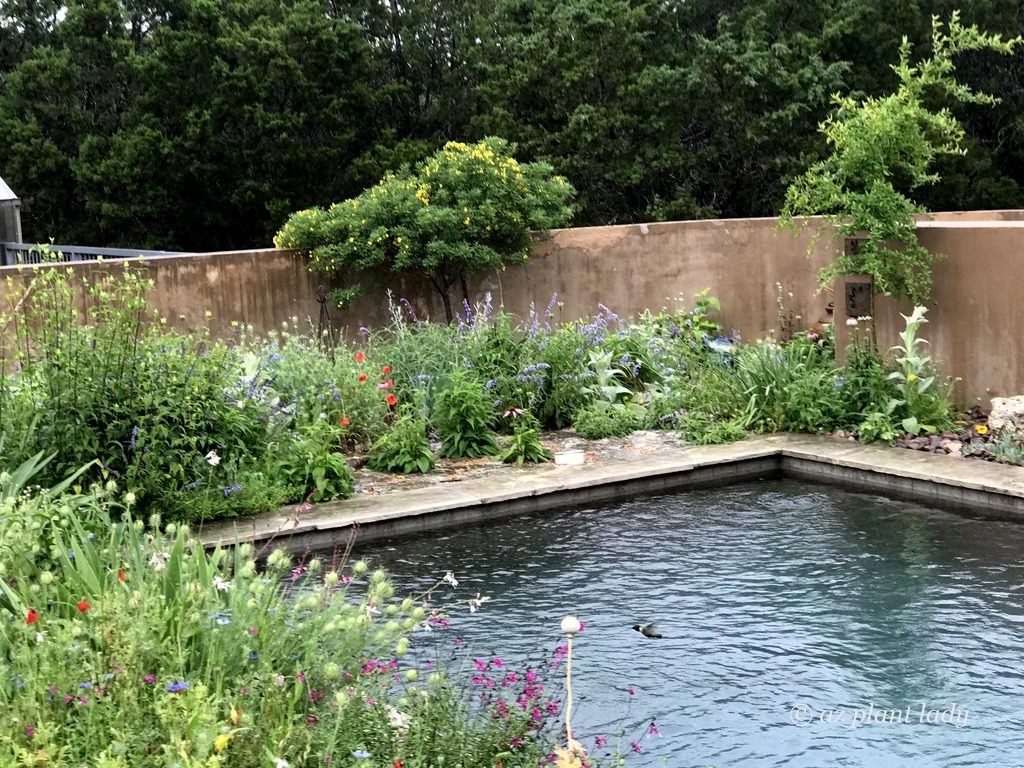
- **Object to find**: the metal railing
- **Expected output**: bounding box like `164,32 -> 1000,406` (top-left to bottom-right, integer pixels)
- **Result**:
0,242 -> 194,266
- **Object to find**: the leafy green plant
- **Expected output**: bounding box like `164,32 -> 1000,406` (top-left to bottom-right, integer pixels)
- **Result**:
271,420 -> 356,504
780,14 -> 1019,302
732,340 -> 841,433
886,305 -> 953,434
432,370 -> 499,459
679,414 -> 747,445
368,407 -> 436,474
499,413 -> 553,464
834,343 -> 895,426
276,137 -> 575,320
857,399 -> 902,444
573,401 -> 640,439
989,431 -> 1024,465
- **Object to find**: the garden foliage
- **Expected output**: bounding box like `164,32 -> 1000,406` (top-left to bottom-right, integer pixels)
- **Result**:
1,252 -> 967,524
0,468 -> 580,767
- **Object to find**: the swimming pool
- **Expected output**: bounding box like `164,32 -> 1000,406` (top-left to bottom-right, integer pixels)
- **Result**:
346,479 -> 1024,767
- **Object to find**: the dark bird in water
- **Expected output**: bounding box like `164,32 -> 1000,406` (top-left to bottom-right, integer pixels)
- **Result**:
632,622 -> 663,639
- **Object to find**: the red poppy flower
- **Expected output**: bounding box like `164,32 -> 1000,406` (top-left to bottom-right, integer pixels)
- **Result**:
26,608 -> 38,625
381,365 -> 391,375
385,393 -> 398,407
355,351 -> 366,363
340,417 -> 350,427
394,761 -> 404,768
118,568 -> 126,582
358,373 -> 368,383
77,600 -> 91,613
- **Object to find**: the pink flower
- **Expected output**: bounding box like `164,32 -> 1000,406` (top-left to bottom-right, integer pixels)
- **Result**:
595,735 -> 608,748
631,741 -> 643,753
647,724 -> 660,736
474,659 -> 488,672
628,685 -> 635,696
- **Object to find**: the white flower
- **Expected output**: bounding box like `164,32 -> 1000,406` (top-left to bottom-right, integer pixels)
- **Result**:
148,552 -> 171,571
272,759 -> 289,768
205,450 -> 221,466
386,704 -> 410,728
845,317 -> 859,327
212,575 -> 232,591
443,571 -> 459,588
468,593 -> 490,614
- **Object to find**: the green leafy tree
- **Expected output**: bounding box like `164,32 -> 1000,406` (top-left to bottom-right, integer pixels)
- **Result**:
780,13 -> 1020,303
275,136 -> 575,321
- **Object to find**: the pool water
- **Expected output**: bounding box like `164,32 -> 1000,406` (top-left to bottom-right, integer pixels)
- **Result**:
345,479 -> 1024,767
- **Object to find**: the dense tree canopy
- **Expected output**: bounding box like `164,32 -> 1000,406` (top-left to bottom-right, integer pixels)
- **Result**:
2,0 -> 1024,250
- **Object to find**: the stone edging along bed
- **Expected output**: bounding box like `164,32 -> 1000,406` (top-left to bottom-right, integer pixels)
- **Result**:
198,433 -> 1024,552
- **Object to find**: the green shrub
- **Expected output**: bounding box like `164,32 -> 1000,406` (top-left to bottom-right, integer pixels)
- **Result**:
732,340 -> 842,433
679,414 -> 747,445
270,419 -> 356,504
432,370 -> 499,459
573,402 -> 640,439
276,137 -> 575,320
500,412 -> 553,464
780,14 -> 1018,303
368,407 -> 435,474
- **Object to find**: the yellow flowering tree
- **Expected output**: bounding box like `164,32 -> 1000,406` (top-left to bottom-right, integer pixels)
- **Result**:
275,137 -> 575,320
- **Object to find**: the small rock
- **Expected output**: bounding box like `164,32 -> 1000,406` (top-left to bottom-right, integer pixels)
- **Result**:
943,440 -> 963,455
989,395 -> 1024,437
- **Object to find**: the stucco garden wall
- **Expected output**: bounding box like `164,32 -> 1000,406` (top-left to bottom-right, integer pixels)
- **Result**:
2,213 -> 1021,407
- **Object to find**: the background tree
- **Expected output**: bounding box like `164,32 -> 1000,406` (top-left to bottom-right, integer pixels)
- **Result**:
3,0 -> 1024,249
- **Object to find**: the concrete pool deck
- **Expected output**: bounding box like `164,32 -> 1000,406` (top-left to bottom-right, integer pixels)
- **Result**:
198,432 -> 1024,552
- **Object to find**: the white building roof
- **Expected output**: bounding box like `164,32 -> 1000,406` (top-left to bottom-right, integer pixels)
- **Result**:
0,175 -> 19,203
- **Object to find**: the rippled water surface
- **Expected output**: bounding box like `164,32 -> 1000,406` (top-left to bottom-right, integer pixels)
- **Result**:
344,480 -> 1024,767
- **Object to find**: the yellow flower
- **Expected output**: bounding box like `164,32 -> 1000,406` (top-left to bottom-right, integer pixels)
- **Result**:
214,734 -> 231,753
463,218 -> 471,226
907,373 -> 918,382
975,424 -> 989,435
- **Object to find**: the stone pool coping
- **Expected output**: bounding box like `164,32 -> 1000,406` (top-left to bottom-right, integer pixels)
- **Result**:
198,433 -> 1024,552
